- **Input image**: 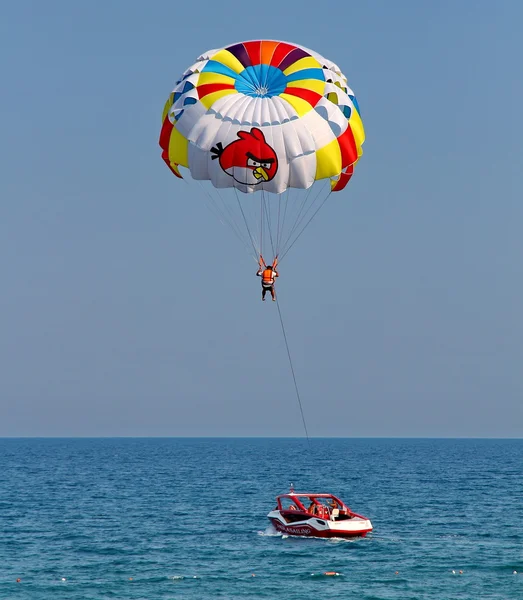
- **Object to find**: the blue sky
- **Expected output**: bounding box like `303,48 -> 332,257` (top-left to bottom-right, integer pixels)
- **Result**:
1,0 -> 522,437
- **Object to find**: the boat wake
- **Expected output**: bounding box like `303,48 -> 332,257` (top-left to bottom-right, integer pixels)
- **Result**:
258,524 -> 282,537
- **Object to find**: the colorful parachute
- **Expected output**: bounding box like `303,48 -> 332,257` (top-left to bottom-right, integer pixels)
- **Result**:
160,40 -> 365,261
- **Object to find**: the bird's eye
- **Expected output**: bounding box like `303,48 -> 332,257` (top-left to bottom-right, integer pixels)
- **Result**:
247,158 -> 261,168
261,163 -> 270,169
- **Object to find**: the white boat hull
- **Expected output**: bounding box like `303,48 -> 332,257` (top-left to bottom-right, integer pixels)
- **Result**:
268,509 -> 372,538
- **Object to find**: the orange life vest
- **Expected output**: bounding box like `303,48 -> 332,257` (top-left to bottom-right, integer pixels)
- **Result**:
262,268 -> 274,285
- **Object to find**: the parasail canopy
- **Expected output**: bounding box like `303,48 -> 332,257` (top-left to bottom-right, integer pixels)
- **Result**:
160,40 -> 365,261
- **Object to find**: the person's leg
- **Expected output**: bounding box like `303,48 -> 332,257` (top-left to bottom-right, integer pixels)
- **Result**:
262,287 -> 266,301
271,287 -> 276,301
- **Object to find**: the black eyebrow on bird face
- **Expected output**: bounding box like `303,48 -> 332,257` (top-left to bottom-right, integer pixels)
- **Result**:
246,152 -> 275,164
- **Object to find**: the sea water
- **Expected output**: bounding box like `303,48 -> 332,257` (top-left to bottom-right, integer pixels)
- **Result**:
0,438 -> 522,599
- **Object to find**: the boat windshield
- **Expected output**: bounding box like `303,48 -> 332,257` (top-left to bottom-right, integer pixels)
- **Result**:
297,495 -> 345,515
279,495 -> 343,512
280,497 -> 303,511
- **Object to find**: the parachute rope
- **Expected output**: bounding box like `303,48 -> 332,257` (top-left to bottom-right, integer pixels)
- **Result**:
280,182 -> 328,259
276,193 -> 282,256
262,190 -> 276,259
195,181 -> 255,259
259,190 -> 263,260
278,186 -> 291,256
280,189 -> 333,262
266,188 -> 273,244
282,184 -> 316,251
234,186 -> 260,259
276,297 -> 310,445
215,187 -> 251,246
194,177 -> 333,266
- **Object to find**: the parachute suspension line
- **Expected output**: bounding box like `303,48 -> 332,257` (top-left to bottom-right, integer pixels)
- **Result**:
234,186 -> 260,259
287,184 -> 314,241
263,190 -> 276,259
282,182 -> 324,257
266,188 -> 273,236
289,180 -> 331,242
195,181 -> 254,259
195,180 -> 237,238
275,298 -> 311,446
280,189 -> 333,262
275,183 -> 314,262
278,185 -> 292,256
260,190 -> 264,259
214,187 -> 250,245
276,192 -> 282,256
276,168 -> 296,257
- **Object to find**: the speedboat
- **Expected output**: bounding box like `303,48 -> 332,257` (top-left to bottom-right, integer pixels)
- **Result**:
267,486 -> 372,538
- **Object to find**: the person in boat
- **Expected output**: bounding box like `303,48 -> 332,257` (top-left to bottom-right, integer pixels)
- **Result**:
307,501 -> 317,515
256,258 -> 279,302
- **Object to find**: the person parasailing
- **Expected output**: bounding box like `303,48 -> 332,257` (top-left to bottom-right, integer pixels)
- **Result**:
257,255 -> 279,302
159,40 -> 365,305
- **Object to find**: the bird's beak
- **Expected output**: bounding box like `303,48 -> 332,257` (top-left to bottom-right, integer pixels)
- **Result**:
253,166 -> 269,181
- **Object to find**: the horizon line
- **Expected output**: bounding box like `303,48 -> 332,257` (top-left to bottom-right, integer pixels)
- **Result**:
1,435 -> 522,440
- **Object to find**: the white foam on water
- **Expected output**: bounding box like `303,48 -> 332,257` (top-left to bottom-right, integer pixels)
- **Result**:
258,524 -> 282,537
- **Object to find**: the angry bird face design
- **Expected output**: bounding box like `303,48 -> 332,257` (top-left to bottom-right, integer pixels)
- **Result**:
211,127 -> 278,186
